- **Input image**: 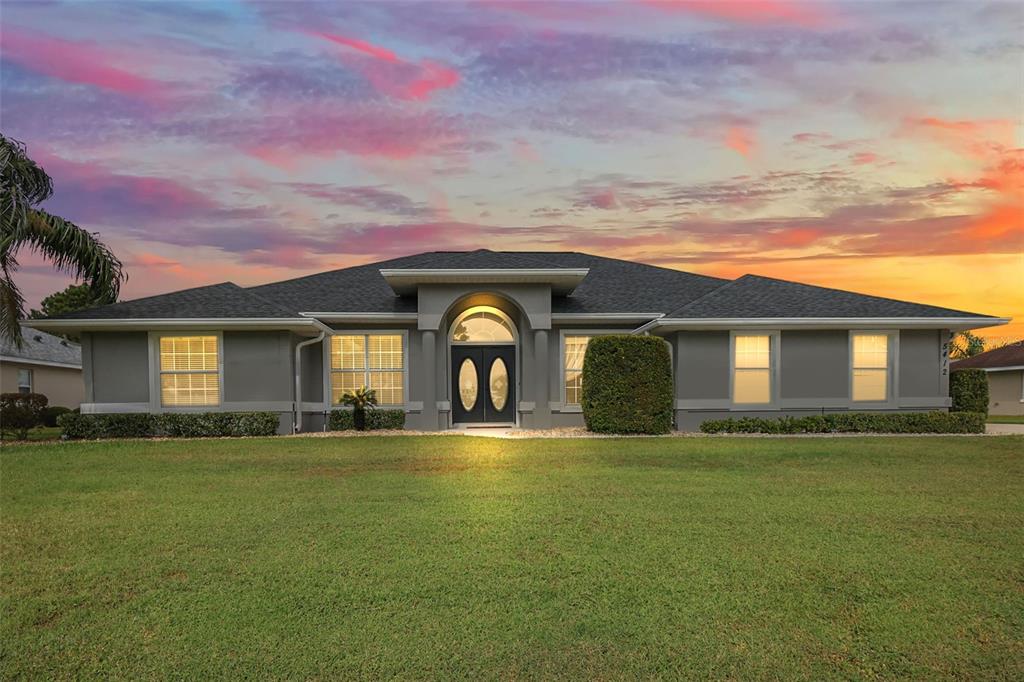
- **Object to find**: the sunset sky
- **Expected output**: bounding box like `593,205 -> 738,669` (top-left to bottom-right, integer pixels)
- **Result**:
2,0 -> 1021,338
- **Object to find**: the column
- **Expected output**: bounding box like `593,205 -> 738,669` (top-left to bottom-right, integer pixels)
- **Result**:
533,328 -> 552,428
421,329 -> 440,429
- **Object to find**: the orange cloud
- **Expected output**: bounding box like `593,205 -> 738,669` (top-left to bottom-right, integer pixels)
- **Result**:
902,116 -> 1017,159
725,126 -> 756,157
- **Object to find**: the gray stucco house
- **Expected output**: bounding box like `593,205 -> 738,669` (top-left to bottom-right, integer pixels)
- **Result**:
29,250 -> 1009,433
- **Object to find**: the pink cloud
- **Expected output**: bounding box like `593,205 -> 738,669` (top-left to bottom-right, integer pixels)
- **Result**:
639,0 -> 834,27
850,152 -> 879,165
308,31 -> 460,101
0,27 -> 167,100
512,137 -> 542,162
901,116 -> 1017,159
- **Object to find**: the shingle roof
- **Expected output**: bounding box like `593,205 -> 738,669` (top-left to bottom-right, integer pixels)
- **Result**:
40,250 -> 998,322
52,282 -> 299,319
664,274 -> 994,319
951,343 -> 1024,369
1,326 -> 81,366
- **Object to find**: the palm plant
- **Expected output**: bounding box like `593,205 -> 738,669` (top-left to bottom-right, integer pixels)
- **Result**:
341,386 -> 378,431
1,135 -> 125,346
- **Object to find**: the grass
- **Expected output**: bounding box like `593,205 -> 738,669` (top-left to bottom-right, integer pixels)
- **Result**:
0,426 -> 62,443
2,435 -> 1023,679
988,415 -> 1024,424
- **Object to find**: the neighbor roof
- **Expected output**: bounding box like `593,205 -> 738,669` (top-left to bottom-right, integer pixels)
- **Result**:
1,326 -> 81,367
664,274 -> 994,319
952,343 -> 1024,370
37,249 -> 999,322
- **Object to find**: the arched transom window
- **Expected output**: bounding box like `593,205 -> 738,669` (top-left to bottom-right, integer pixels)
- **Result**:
450,306 -> 516,344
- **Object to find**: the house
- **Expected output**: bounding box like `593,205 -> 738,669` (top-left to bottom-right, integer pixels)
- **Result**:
28,250 -> 1009,433
952,343 -> 1024,416
1,326 -> 84,407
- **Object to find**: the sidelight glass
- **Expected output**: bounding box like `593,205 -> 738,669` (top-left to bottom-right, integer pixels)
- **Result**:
458,358 -> 478,411
489,358 -> 509,411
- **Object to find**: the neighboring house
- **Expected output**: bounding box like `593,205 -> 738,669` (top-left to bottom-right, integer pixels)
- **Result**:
0,326 -> 84,407
952,343 -> 1024,416
29,250 -> 1009,433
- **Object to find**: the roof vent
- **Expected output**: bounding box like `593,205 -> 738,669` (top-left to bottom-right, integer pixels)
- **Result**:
60,340 -> 69,346
33,335 -> 43,343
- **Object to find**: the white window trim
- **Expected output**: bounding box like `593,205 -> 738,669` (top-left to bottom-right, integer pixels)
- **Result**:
729,330 -> 781,408
323,330 -> 410,409
558,329 -> 629,408
147,331 -> 225,412
17,368 -> 33,393
848,330 -> 899,406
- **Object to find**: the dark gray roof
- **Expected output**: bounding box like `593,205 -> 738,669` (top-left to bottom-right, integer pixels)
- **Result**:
52,282 -> 298,319
2,326 -> 81,366
665,274 -> 994,319
40,250 -> 996,322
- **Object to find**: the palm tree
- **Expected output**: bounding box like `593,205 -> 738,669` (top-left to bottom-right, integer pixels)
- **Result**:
0,135 -> 124,346
341,386 -> 378,431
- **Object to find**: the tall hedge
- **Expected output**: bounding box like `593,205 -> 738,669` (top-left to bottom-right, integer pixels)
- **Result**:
581,335 -> 674,434
950,368 -> 989,416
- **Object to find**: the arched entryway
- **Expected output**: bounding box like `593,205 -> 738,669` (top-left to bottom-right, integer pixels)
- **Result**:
449,306 -> 517,425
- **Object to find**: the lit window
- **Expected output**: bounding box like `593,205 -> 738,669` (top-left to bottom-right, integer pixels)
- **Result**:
451,310 -> 514,343
734,335 -> 771,404
159,336 -> 220,406
852,333 -> 888,401
564,335 -> 592,405
331,334 -> 404,405
17,368 -> 32,394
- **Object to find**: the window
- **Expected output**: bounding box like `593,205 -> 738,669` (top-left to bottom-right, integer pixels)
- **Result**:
563,335 -> 592,405
733,334 -> 772,404
17,368 -> 32,394
451,309 -> 514,343
852,333 -> 888,401
159,335 -> 220,407
331,334 -> 405,405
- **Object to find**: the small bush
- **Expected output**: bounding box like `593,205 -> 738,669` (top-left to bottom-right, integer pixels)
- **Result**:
950,369 -> 989,416
41,405 -> 73,427
581,335 -> 674,434
699,411 -> 986,435
1,393 -> 48,439
329,408 -> 405,431
58,411 -> 280,440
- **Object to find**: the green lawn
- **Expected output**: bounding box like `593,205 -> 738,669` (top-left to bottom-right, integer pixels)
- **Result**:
3,436 -> 1023,679
988,415 -> 1024,424
0,426 -> 62,443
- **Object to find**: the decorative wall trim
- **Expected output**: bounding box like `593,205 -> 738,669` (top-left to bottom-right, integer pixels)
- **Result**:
81,402 -> 150,414
518,401 -> 536,413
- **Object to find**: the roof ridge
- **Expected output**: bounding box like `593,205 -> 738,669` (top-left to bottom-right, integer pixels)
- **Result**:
664,277 -> 744,317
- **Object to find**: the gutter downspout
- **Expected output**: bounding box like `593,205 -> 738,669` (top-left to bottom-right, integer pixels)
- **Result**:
631,315 -> 664,335
294,330 -> 326,434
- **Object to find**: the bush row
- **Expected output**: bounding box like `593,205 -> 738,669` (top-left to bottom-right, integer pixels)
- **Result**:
58,411 -> 280,440
582,335 -> 674,434
699,411 -> 986,435
950,368 -> 989,416
328,409 -> 405,431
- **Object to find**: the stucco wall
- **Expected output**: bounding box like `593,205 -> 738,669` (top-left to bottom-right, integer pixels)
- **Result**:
779,330 -> 848,399
0,361 -> 83,407
223,331 -> 292,403
988,370 -> 1024,416
899,330 -> 944,398
84,331 -> 150,404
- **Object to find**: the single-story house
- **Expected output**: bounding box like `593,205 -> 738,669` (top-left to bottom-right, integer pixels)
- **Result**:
28,250 -> 1009,433
952,343 -> 1024,416
1,326 -> 84,407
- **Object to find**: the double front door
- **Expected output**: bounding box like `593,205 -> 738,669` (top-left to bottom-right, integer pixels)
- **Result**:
451,345 -> 515,424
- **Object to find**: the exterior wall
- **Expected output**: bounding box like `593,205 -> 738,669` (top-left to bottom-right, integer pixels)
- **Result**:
988,370 -> 1024,416
673,328 -> 952,431
83,332 -> 150,404
223,331 -> 292,403
0,361 -> 84,407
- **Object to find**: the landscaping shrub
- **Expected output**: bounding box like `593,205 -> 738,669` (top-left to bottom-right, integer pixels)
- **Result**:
699,411 -> 986,434
329,408 -> 405,431
58,411 -> 280,440
581,335 -> 673,434
1,392 -> 48,439
950,368 -> 989,416
41,405 -> 72,427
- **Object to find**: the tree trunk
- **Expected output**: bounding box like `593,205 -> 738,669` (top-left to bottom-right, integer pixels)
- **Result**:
353,408 -> 366,431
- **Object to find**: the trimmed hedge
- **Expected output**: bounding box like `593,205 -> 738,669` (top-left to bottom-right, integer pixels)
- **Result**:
581,335 -> 674,434
699,411 -> 986,435
58,411 -> 280,440
950,368 -> 989,416
41,405 -> 73,427
1,392 -> 49,439
328,408 -> 405,431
